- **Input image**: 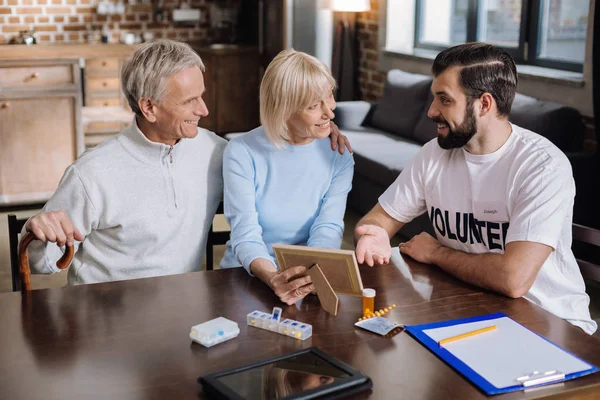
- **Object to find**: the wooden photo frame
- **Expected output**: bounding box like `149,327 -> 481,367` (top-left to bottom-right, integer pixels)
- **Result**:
272,244 -> 363,297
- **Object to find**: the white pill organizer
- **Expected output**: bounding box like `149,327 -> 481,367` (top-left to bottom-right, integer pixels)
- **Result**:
247,309 -> 312,340
190,317 -> 240,347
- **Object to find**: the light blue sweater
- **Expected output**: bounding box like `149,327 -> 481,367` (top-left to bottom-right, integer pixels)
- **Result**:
220,126 -> 354,273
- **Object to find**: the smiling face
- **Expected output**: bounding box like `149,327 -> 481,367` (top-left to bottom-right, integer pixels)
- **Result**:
142,66 -> 208,145
286,86 -> 336,145
427,67 -> 478,149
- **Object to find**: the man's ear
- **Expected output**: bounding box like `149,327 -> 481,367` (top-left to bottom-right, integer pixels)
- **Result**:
478,92 -> 495,117
138,98 -> 157,123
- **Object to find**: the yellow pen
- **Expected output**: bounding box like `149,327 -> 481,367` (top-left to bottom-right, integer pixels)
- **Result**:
438,325 -> 497,346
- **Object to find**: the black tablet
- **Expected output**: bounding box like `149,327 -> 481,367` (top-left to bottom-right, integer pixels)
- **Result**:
198,347 -> 372,399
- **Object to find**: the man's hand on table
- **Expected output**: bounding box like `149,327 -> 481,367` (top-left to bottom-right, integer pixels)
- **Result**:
399,232 -> 443,264
26,211 -> 84,247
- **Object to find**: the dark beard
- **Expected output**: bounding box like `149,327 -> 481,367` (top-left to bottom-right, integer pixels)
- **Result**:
435,101 -> 477,149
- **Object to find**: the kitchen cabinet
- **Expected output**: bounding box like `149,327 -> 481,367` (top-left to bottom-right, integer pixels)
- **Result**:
192,44 -> 260,134
0,43 -> 261,207
83,55 -> 132,150
0,59 -> 83,206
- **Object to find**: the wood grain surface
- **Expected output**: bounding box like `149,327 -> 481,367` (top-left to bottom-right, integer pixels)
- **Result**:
0,249 -> 599,399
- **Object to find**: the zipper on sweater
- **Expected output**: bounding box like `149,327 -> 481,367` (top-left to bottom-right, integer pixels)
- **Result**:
166,145 -> 178,209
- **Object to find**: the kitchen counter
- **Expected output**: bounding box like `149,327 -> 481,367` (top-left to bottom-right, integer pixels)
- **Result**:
0,43 -> 139,60
0,42 -> 258,60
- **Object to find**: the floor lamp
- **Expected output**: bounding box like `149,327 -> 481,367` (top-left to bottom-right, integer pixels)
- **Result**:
331,0 -> 370,101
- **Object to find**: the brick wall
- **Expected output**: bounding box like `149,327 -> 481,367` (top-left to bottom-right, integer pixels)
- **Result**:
356,0 -> 384,101
0,0 -> 213,44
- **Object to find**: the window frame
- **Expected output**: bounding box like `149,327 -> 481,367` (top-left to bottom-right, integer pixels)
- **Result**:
413,0 -> 585,73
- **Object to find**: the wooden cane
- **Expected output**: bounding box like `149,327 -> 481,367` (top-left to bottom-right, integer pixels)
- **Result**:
18,232 -> 74,291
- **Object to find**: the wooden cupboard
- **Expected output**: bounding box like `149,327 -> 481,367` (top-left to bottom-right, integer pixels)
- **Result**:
83,56 -> 131,150
0,43 -> 261,208
192,44 -> 261,135
0,59 -> 83,206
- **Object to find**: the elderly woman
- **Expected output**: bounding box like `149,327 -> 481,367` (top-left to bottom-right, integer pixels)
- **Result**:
220,49 -> 354,305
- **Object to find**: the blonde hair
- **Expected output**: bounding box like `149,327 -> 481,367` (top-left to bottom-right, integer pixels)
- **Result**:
121,39 -> 205,117
260,49 -> 336,148
262,365 -> 291,398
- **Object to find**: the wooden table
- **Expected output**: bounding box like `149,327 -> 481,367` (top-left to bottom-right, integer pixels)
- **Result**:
1,249 -> 599,399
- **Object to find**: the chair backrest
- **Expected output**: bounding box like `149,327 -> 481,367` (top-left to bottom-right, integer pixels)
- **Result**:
572,223 -> 600,283
205,201 -> 230,271
8,214 -> 28,291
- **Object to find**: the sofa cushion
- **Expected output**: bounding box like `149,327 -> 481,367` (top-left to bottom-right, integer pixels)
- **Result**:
410,92 -> 586,151
370,70 -> 432,140
332,100 -> 374,130
340,127 -> 422,187
509,93 -> 584,153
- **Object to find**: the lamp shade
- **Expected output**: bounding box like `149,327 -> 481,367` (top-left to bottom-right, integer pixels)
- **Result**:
332,0 -> 370,12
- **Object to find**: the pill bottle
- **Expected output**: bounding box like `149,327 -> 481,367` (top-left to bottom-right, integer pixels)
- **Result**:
362,288 -> 376,316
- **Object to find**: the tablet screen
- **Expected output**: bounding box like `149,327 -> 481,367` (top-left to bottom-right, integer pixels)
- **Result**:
215,351 -> 351,399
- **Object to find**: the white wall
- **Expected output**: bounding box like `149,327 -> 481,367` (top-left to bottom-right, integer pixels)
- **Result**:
290,0 -> 334,68
386,0 -> 415,53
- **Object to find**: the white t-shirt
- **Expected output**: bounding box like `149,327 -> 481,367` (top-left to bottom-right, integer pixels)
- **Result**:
379,123 -> 596,334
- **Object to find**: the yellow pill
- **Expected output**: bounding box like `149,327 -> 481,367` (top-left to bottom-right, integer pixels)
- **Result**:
191,330 -> 197,335
392,304 -> 397,308
358,318 -> 363,321
296,332 -> 301,338
375,311 -> 381,316
283,330 -> 288,334
379,309 -> 384,314
384,308 -> 389,312
250,319 -> 255,324
365,308 -> 371,314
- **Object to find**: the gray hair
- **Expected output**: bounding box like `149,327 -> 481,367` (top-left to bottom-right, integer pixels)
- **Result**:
121,39 -> 205,117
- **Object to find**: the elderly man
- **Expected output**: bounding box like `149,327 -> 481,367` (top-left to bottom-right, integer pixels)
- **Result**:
23,39 -> 349,285
354,43 -> 596,334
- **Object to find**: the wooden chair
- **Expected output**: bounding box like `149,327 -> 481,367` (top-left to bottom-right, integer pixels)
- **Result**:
206,201 -> 230,271
8,214 -> 73,292
572,223 -> 600,283
8,215 -> 28,291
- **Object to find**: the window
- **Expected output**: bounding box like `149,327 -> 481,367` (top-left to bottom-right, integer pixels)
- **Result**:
412,0 -> 589,72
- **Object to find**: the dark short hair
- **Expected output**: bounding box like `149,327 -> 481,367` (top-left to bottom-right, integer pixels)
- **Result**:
432,42 -> 517,117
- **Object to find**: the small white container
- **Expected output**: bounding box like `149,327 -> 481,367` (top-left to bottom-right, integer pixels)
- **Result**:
296,323 -> 312,340
247,310 -> 261,326
247,311 -> 312,341
257,313 -> 271,329
190,317 -> 239,348
279,319 -> 293,334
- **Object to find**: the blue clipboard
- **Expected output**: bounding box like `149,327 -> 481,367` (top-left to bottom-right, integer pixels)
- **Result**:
404,312 -> 599,395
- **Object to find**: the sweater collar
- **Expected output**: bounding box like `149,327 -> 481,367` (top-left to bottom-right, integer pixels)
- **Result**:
118,117 -> 182,165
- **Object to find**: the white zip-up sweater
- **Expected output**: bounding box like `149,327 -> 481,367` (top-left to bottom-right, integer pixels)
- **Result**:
23,119 -> 227,285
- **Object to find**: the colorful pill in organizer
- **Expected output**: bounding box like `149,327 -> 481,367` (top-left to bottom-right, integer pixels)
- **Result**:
247,308 -> 312,340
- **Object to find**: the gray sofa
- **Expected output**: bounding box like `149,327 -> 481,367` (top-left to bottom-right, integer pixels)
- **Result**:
335,69 -> 587,238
